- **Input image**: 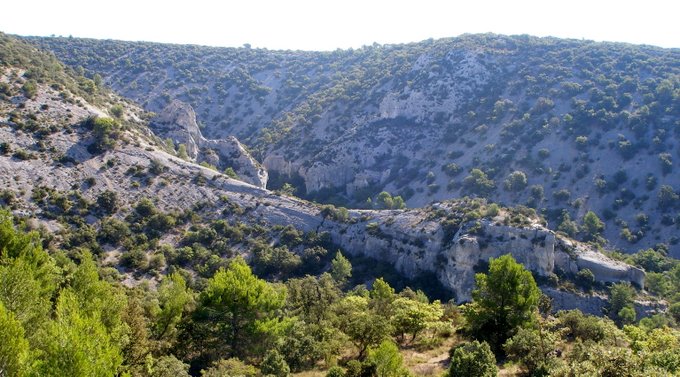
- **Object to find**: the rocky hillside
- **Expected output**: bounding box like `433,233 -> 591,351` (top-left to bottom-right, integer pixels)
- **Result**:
27,34 -> 680,257
0,33 -> 655,314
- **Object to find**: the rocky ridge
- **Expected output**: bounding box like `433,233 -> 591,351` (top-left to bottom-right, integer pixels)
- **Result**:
152,100 -> 267,188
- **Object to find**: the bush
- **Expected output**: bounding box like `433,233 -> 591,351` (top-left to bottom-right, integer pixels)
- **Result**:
86,116 -> 121,152
22,80 -> 37,99
447,341 -> 497,377
121,248 -> 148,270
504,327 -> 558,376
98,217 -> 130,245
201,358 -> 258,377
110,104 -> 124,118
151,355 -> 190,377
462,169 -> 495,197
576,268 -> 595,291
260,349 -> 290,377
557,310 -> 608,342
442,162 -> 461,177
553,189 -> 571,202
504,170 -> 528,192
366,340 -> 406,377
325,366 -> 345,377
96,190 -> 118,214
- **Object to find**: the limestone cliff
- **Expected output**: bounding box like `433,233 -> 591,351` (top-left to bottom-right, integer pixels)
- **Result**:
319,203 -> 645,303
152,100 -> 268,188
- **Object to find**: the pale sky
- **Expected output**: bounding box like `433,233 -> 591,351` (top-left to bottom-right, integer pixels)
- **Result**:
3,0 -> 679,50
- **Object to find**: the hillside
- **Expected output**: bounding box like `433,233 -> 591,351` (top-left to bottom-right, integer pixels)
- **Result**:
1,32 -> 679,377
0,31 -> 651,304
27,34 -> 680,257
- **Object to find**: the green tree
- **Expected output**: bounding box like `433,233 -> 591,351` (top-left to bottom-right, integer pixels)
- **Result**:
576,269 -> 595,291
330,251 -> 352,286
370,278 -> 396,316
366,340 -> 406,377
582,211 -> 604,241
375,191 -> 405,210
332,296 -> 391,359
0,259 -> 52,340
376,191 -> 393,209
609,282 -> 636,326
504,170 -> 528,192
191,257 -> 287,362
65,252 -> 127,344
447,341 -> 497,377
87,117 -> 121,152
37,289 -> 123,376
326,365 -> 345,377
177,144 -> 189,160
260,349 -> 290,377
286,274 -> 339,324
462,169 -> 495,197
390,297 -> 443,343
657,185 -> 679,209
96,190 -> 119,214
464,254 -> 540,353
557,211 -> 579,237
0,301 -> 30,377
618,306 -> 637,326
153,272 -> 192,349
121,296 -> 152,375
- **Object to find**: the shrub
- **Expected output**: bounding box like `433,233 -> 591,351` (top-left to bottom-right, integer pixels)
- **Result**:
22,80 -> 37,99
260,349 -> 290,377
576,268 -> 595,291
447,341 -> 497,377
201,358 -> 258,377
504,170 -> 528,192
325,366 -> 345,377
659,153 -> 673,175
658,185 -> 679,209
462,169 -> 495,197
442,162 -> 461,177
109,104 -> 124,118
96,190 -> 118,214
504,327 -> 558,376
557,310 -> 608,342
366,340 -> 406,377
553,189 -> 571,202
86,116 -> 121,152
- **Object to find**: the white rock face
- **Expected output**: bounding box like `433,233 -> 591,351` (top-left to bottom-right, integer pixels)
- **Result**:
325,209 -> 645,303
153,100 -> 268,188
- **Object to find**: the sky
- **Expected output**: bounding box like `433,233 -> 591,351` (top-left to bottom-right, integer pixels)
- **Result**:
3,0 -> 679,50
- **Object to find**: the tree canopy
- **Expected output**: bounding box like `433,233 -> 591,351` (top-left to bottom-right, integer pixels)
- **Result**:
464,254 -> 540,353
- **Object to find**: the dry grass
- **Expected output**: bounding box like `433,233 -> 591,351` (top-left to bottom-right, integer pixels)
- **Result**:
402,335 -> 459,376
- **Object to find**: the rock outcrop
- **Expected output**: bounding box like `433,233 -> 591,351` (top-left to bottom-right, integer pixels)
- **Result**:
153,100 -> 268,188
322,204 -> 645,303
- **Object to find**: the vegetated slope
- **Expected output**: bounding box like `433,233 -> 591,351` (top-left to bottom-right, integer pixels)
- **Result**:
28,34 -> 680,256
0,32 -> 651,313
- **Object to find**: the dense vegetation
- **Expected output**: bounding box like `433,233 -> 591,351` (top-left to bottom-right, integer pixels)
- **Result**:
28,34 -> 680,255
1,211 -> 679,376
